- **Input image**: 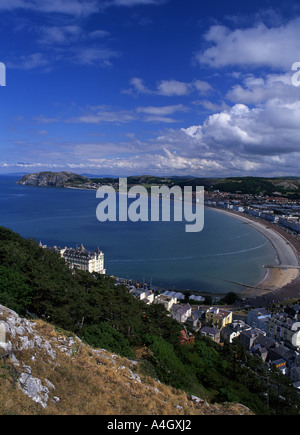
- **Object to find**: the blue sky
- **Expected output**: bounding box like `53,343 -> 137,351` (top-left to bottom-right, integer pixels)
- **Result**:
1,0 -> 300,177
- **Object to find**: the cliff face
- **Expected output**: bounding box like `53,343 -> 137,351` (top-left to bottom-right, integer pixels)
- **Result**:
16,171 -> 89,188
0,304 -> 253,415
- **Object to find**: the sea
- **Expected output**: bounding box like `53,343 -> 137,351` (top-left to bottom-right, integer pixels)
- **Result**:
0,174 -> 277,295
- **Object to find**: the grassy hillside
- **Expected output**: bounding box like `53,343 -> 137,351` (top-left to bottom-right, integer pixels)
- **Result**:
0,226 -> 299,415
0,306 -> 254,415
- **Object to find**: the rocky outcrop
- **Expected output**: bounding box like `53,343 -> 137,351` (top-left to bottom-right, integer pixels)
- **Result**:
0,305 -> 59,408
16,171 -> 89,188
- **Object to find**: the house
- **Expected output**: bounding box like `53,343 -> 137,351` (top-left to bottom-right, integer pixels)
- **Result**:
267,344 -> 298,370
172,304 -> 192,323
200,326 -> 220,343
221,320 -> 251,343
189,295 -> 205,303
130,288 -> 154,304
186,309 -> 205,331
255,346 -> 269,362
239,328 -> 266,350
247,308 -> 271,334
270,359 -> 288,375
239,327 -> 298,375
179,328 -> 195,346
205,307 -> 232,329
162,290 -> 185,301
268,313 -> 300,351
141,291 -> 154,305
154,294 -> 177,311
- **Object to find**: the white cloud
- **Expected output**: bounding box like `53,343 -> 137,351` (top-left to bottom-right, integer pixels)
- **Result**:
89,29 -> 110,39
196,17 -> 300,70
87,148 -> 223,174
70,47 -> 120,66
125,77 -> 213,97
38,25 -> 82,45
7,52 -> 50,70
68,106 -> 137,124
137,104 -> 188,116
0,0 -> 99,16
0,0 -> 167,15
156,80 -> 191,96
64,104 -> 188,125
226,72 -> 300,104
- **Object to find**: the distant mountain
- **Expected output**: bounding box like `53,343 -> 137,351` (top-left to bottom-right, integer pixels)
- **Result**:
16,171 -> 300,197
16,171 -> 90,188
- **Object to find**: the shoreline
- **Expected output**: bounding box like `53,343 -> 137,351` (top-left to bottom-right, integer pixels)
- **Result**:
13,178 -> 300,302
207,206 -> 300,299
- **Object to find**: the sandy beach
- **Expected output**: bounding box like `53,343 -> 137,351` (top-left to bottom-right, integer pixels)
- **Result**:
208,207 -> 300,299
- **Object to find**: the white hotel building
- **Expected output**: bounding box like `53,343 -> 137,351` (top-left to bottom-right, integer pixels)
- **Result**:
43,243 -> 106,274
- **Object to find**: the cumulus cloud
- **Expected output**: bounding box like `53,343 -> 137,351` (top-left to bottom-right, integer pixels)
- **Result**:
226,72 -> 300,104
196,17 -> 300,70
156,80 -> 192,96
182,100 -> 300,157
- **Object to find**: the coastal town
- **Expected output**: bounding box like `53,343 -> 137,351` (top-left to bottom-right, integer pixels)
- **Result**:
17,173 -> 300,404
120,277 -> 300,397
43,212 -> 300,398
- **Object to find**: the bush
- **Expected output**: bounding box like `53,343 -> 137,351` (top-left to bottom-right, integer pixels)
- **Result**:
81,322 -> 135,359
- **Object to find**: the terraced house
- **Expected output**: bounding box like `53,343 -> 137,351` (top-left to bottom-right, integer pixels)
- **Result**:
268,313 -> 300,351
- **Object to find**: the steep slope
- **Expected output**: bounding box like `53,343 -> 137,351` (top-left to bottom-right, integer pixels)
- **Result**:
0,304 -> 253,415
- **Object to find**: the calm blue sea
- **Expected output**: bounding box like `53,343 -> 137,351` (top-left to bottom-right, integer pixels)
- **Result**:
0,174 -> 276,294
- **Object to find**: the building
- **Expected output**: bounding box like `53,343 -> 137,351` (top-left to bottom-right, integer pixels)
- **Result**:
239,328 -> 266,350
179,328 -> 195,346
154,294 -> 177,311
200,326 -> 221,343
186,309 -> 205,331
247,308 -> 271,334
268,313 -> 300,351
171,303 -> 192,324
162,290 -> 185,301
130,288 -> 154,304
45,243 -> 106,274
63,245 -> 105,274
205,307 -> 232,329
221,320 -> 251,343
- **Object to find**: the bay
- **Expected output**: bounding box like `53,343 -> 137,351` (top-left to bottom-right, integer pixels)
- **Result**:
0,174 -> 276,294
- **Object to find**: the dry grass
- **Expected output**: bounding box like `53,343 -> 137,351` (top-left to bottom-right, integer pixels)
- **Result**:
0,318 -> 254,415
